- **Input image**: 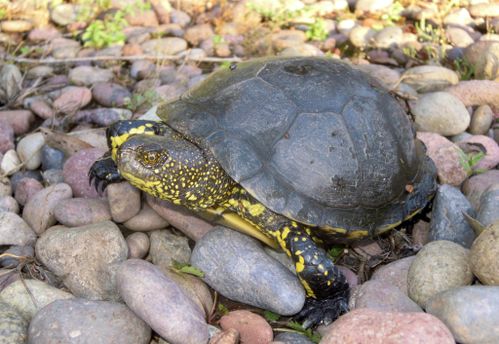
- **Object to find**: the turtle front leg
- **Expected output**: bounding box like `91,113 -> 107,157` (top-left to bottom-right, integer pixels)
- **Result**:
88,152 -> 123,192
281,225 -> 349,328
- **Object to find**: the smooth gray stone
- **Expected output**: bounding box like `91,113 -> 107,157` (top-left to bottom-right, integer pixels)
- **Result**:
275,332 -> 314,344
0,301 -> 27,344
190,226 -> 305,315
477,184 -> 499,227
429,184 -> 476,248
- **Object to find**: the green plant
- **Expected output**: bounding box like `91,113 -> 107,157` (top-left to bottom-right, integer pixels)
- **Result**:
171,260 -> 205,278
306,19 -> 328,41
453,58 -> 475,80
458,150 -> 486,176
124,90 -> 159,112
286,321 -> 321,343
81,10 -> 127,48
263,310 -> 280,322
217,303 -> 229,315
380,1 -> 404,26
212,34 -> 225,45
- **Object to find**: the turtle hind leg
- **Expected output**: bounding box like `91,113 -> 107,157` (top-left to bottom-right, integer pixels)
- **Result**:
88,152 -> 123,193
282,225 -> 350,328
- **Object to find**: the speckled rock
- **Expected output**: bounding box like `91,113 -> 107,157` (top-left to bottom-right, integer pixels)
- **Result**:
445,80 -> 499,113
191,226 -> 305,315
126,232 -> 150,259
0,279 -> 73,320
63,148 -> 106,198
146,195 -> 213,241
470,222 -> 499,285
68,66 -> 114,86
0,212 -> 36,247
219,310 -> 273,344
28,298 -> 151,344
22,183 -> 73,235
426,286 -> 499,344
0,110 -> 35,135
370,256 -> 416,295
321,309 -> 454,344
417,132 -> 468,186
123,203 -> 168,231
54,197 -> 111,227
0,301 -> 27,344
14,178 -> 44,206
429,184 -> 476,248
412,92 -> 470,136
350,279 -> 422,313
402,66 -> 459,93
35,221 -> 128,300
107,182 -> 141,223
53,86 -> 92,115
408,240 -> 473,308
92,82 -> 131,108
116,259 -> 209,344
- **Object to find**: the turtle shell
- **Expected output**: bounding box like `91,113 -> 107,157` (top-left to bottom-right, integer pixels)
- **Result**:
158,57 -> 436,235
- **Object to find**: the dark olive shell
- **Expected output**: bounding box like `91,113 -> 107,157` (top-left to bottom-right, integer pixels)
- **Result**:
158,57 -> 436,234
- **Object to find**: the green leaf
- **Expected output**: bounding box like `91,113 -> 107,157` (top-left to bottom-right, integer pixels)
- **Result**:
263,310 -> 280,322
328,245 -> 344,260
171,260 -> 205,278
217,303 -> 229,315
286,321 -> 322,343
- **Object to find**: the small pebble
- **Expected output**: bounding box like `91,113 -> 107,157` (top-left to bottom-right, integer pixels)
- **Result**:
123,203 -> 169,231
402,66 -> 459,93
469,105 -> 494,135
184,23 -> 214,46
476,185 -> 499,226
42,169 -> 65,185
470,221 -> 499,285
116,259 -> 209,344
372,26 -> 403,49
54,197 -> 112,227
445,80 -> 499,112
68,66 -> 114,86
22,183 -> 72,235
426,286 -> 499,344
0,110 -> 35,135
141,37 -> 188,55
0,120 -> 14,154
35,221 -> 128,300
130,60 -> 156,80
459,135 -> 499,171
107,182 -> 142,223
321,309 -> 454,344
219,310 -> 273,344
16,132 -> 45,170
126,232 -> 150,259
53,86 -> 92,115
10,171 -> 43,192
0,212 -> 36,246
0,149 -> 21,176
14,178 -> 44,206
0,20 -> 33,33
274,332 -> 313,344
371,256 -> 416,295
63,148 -> 106,198
407,240 -> 473,308
41,145 -> 65,170
429,184 -> 476,248
0,65 -> 22,101
462,170 -> 499,210
92,82 -> 132,108
0,196 -> 19,213
28,298 -> 151,344
28,99 -> 55,119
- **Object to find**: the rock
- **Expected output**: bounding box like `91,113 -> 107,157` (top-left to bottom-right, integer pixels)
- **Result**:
63,148 -> 106,198
28,27 -> 61,42
35,221 -> 128,300
0,245 -> 33,268
0,302 -> 27,344
0,150 -> 21,176
184,23 -> 214,46
469,3 -> 499,17
123,203 -> 169,231
130,60 -> 156,80
107,182 -> 141,223
0,212 -> 36,246
354,64 -> 400,89
0,20 -> 33,33
411,92 -> 470,136
0,178 -> 11,197
125,9 -> 159,27
372,26 -> 403,49
462,170 -> 499,210
349,26 -> 376,49
0,110 -> 35,135
321,309 -> 454,344
459,135 -> 499,171
53,86 -> 92,115
75,108 -> 133,126
427,286 -> 499,343
41,145 -> 65,171
209,328 -> 239,344
141,38 -> 188,55
50,3 -> 77,26
28,99 -> 55,119
429,184 -> 476,248
170,9 -> 191,27
271,30 -> 307,51
0,120 -> 14,154
68,66 -> 114,86
355,0 -> 393,12
279,44 -> 324,57
469,105 -> 494,135
219,310 -> 273,344
350,280 -> 422,312
470,222 -> 499,285
371,256 -> 416,294
54,197 -> 111,227
42,169 -> 65,185
416,132 -> 468,186
444,8 -> 474,26
191,226 -> 305,315
22,183 -> 72,235
28,298 -> 151,344
0,279 -> 73,320
402,66 -> 459,93
146,195 -> 213,240
445,80 -> 499,112
16,133 -> 45,170
408,240 -> 473,308
464,41 -> 499,80
274,332 -> 313,344
0,64 -> 22,102
126,232 -> 150,259
14,178 -> 44,206
10,171 -> 43,192
116,259 -> 209,344
92,82 -> 131,108
476,185 -> 499,227
0,196 -> 19,213
445,26 -> 475,48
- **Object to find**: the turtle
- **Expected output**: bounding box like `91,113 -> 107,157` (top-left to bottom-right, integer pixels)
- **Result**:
89,57 -> 437,327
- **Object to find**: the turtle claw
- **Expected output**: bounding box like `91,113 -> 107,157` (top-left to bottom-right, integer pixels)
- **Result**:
295,290 -> 349,328
88,155 -> 123,193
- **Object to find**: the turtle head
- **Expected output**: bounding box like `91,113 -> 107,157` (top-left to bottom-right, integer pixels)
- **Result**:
116,131 -> 233,207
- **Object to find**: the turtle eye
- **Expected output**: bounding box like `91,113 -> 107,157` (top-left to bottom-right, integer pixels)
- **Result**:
141,151 -> 161,165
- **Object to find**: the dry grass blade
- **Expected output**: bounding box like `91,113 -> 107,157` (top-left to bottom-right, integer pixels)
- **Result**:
39,127 -> 94,156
